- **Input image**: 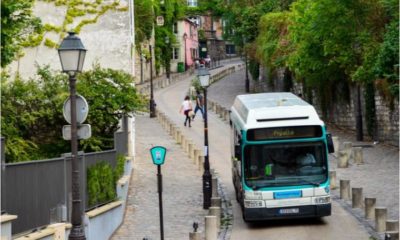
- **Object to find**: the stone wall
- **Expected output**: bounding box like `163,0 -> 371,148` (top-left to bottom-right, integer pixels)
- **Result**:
8,0 -> 134,79
254,67 -> 399,146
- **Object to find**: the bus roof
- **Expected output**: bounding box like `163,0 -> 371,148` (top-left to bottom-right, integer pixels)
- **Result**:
230,92 -> 324,130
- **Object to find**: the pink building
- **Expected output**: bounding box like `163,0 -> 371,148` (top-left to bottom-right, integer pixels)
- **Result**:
171,18 -> 198,72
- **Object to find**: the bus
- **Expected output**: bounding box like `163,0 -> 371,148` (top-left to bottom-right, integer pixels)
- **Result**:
230,92 -> 334,221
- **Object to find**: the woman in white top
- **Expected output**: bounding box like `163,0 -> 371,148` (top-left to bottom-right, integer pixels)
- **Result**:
179,95 -> 193,127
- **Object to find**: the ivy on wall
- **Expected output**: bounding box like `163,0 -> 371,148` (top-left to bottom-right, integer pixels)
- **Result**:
21,0 -> 128,50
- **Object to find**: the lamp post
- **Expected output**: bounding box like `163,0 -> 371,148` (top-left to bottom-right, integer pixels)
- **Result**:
58,32 -> 87,240
165,36 -> 170,79
150,44 -> 156,118
243,38 -> 250,93
198,67 -> 212,209
183,33 -> 187,70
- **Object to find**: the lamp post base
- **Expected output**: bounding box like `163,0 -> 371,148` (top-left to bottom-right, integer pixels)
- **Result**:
202,171 -> 212,209
150,99 -> 156,118
69,225 -> 86,240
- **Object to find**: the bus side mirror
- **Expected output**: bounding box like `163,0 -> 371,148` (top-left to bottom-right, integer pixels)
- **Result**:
326,133 -> 335,153
235,145 -> 241,161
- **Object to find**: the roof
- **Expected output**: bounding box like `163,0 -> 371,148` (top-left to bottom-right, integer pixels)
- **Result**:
230,92 -> 324,130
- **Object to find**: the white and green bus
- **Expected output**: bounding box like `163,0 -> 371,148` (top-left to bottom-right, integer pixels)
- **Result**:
230,92 -> 334,221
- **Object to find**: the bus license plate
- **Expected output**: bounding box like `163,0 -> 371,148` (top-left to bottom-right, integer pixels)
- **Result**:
279,208 -> 299,214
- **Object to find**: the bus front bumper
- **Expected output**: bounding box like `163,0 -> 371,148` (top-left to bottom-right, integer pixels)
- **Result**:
243,203 -> 331,221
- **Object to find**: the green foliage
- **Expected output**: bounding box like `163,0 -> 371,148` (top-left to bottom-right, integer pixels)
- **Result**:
44,38 -> 58,48
154,0 -> 185,74
1,65 -> 146,162
135,0 -> 154,43
87,161 -> 117,207
249,59 -> 259,81
1,0 -> 42,66
114,154 -> 126,183
77,64 -> 147,152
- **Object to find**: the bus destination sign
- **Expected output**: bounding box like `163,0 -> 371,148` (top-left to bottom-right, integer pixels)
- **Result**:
247,126 -> 323,141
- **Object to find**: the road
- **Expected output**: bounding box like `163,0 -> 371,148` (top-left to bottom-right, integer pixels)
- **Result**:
154,64 -> 371,240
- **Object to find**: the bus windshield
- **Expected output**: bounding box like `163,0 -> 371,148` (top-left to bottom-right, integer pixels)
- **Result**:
243,141 -> 327,189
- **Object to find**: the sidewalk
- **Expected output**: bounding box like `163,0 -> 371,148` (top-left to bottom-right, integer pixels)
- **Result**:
111,114 -> 205,240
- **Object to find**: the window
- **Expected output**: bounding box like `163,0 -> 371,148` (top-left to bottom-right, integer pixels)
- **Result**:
173,22 -> 178,34
172,48 -> 179,60
187,0 -> 197,7
243,142 -> 327,189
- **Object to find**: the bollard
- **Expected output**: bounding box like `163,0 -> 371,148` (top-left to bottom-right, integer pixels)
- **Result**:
188,142 -> 194,159
194,149 -> 200,164
205,216 -> 217,240
353,147 -> 364,164
332,136 -> 339,157
189,232 -> 201,240
337,150 -> 349,168
340,180 -> 350,200
386,220 -> 399,231
352,187 -> 363,208
211,197 -> 222,208
343,141 -> 353,161
209,207 -> 221,232
182,137 -> 187,148
375,207 -> 388,232
329,171 -> 337,189
198,156 -> 204,172
385,231 -> 399,240
176,131 -> 182,144
365,197 -> 376,219
212,177 -> 218,197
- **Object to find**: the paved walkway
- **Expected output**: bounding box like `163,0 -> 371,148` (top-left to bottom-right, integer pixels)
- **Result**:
111,114 -> 205,240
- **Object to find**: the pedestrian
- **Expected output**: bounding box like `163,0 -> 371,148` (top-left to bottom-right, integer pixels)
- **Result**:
192,90 -> 204,121
179,95 -> 193,127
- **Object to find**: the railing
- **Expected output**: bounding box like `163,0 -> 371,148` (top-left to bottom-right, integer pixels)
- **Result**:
1,120 -> 128,235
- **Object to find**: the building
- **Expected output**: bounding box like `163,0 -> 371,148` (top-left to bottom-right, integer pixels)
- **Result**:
170,18 -> 199,73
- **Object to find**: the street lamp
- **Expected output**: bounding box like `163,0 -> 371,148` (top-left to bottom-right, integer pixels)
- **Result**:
242,37 -> 250,93
165,36 -> 170,79
58,32 -> 87,240
150,44 -> 156,118
198,66 -> 212,209
183,33 -> 187,71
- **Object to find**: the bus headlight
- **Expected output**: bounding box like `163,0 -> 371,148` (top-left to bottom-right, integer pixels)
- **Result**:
244,200 -> 265,208
314,196 -> 331,204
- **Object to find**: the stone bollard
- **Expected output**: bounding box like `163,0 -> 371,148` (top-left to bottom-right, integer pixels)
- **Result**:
209,207 -> 221,232
205,216 -> 217,240
194,149 -> 200,164
181,137 -> 187,148
385,232 -> 399,240
198,156 -> 204,172
211,197 -> 222,208
386,220 -> 399,231
176,131 -> 182,144
329,171 -> 337,189
375,207 -> 388,232
188,142 -> 194,159
189,232 -> 201,240
343,141 -> 353,161
337,150 -> 349,168
340,180 -> 350,200
353,147 -> 364,164
365,197 -> 376,219
212,177 -> 218,197
352,187 -> 363,208
332,136 -> 339,157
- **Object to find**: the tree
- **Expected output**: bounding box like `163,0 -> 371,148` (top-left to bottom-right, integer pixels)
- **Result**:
1,65 -> 146,162
1,0 -> 41,67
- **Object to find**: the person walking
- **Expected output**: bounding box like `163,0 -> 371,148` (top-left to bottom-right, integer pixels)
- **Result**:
179,95 -> 193,127
192,90 -> 204,121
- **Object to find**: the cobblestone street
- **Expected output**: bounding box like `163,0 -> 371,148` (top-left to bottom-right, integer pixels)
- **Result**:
111,114 -> 206,240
